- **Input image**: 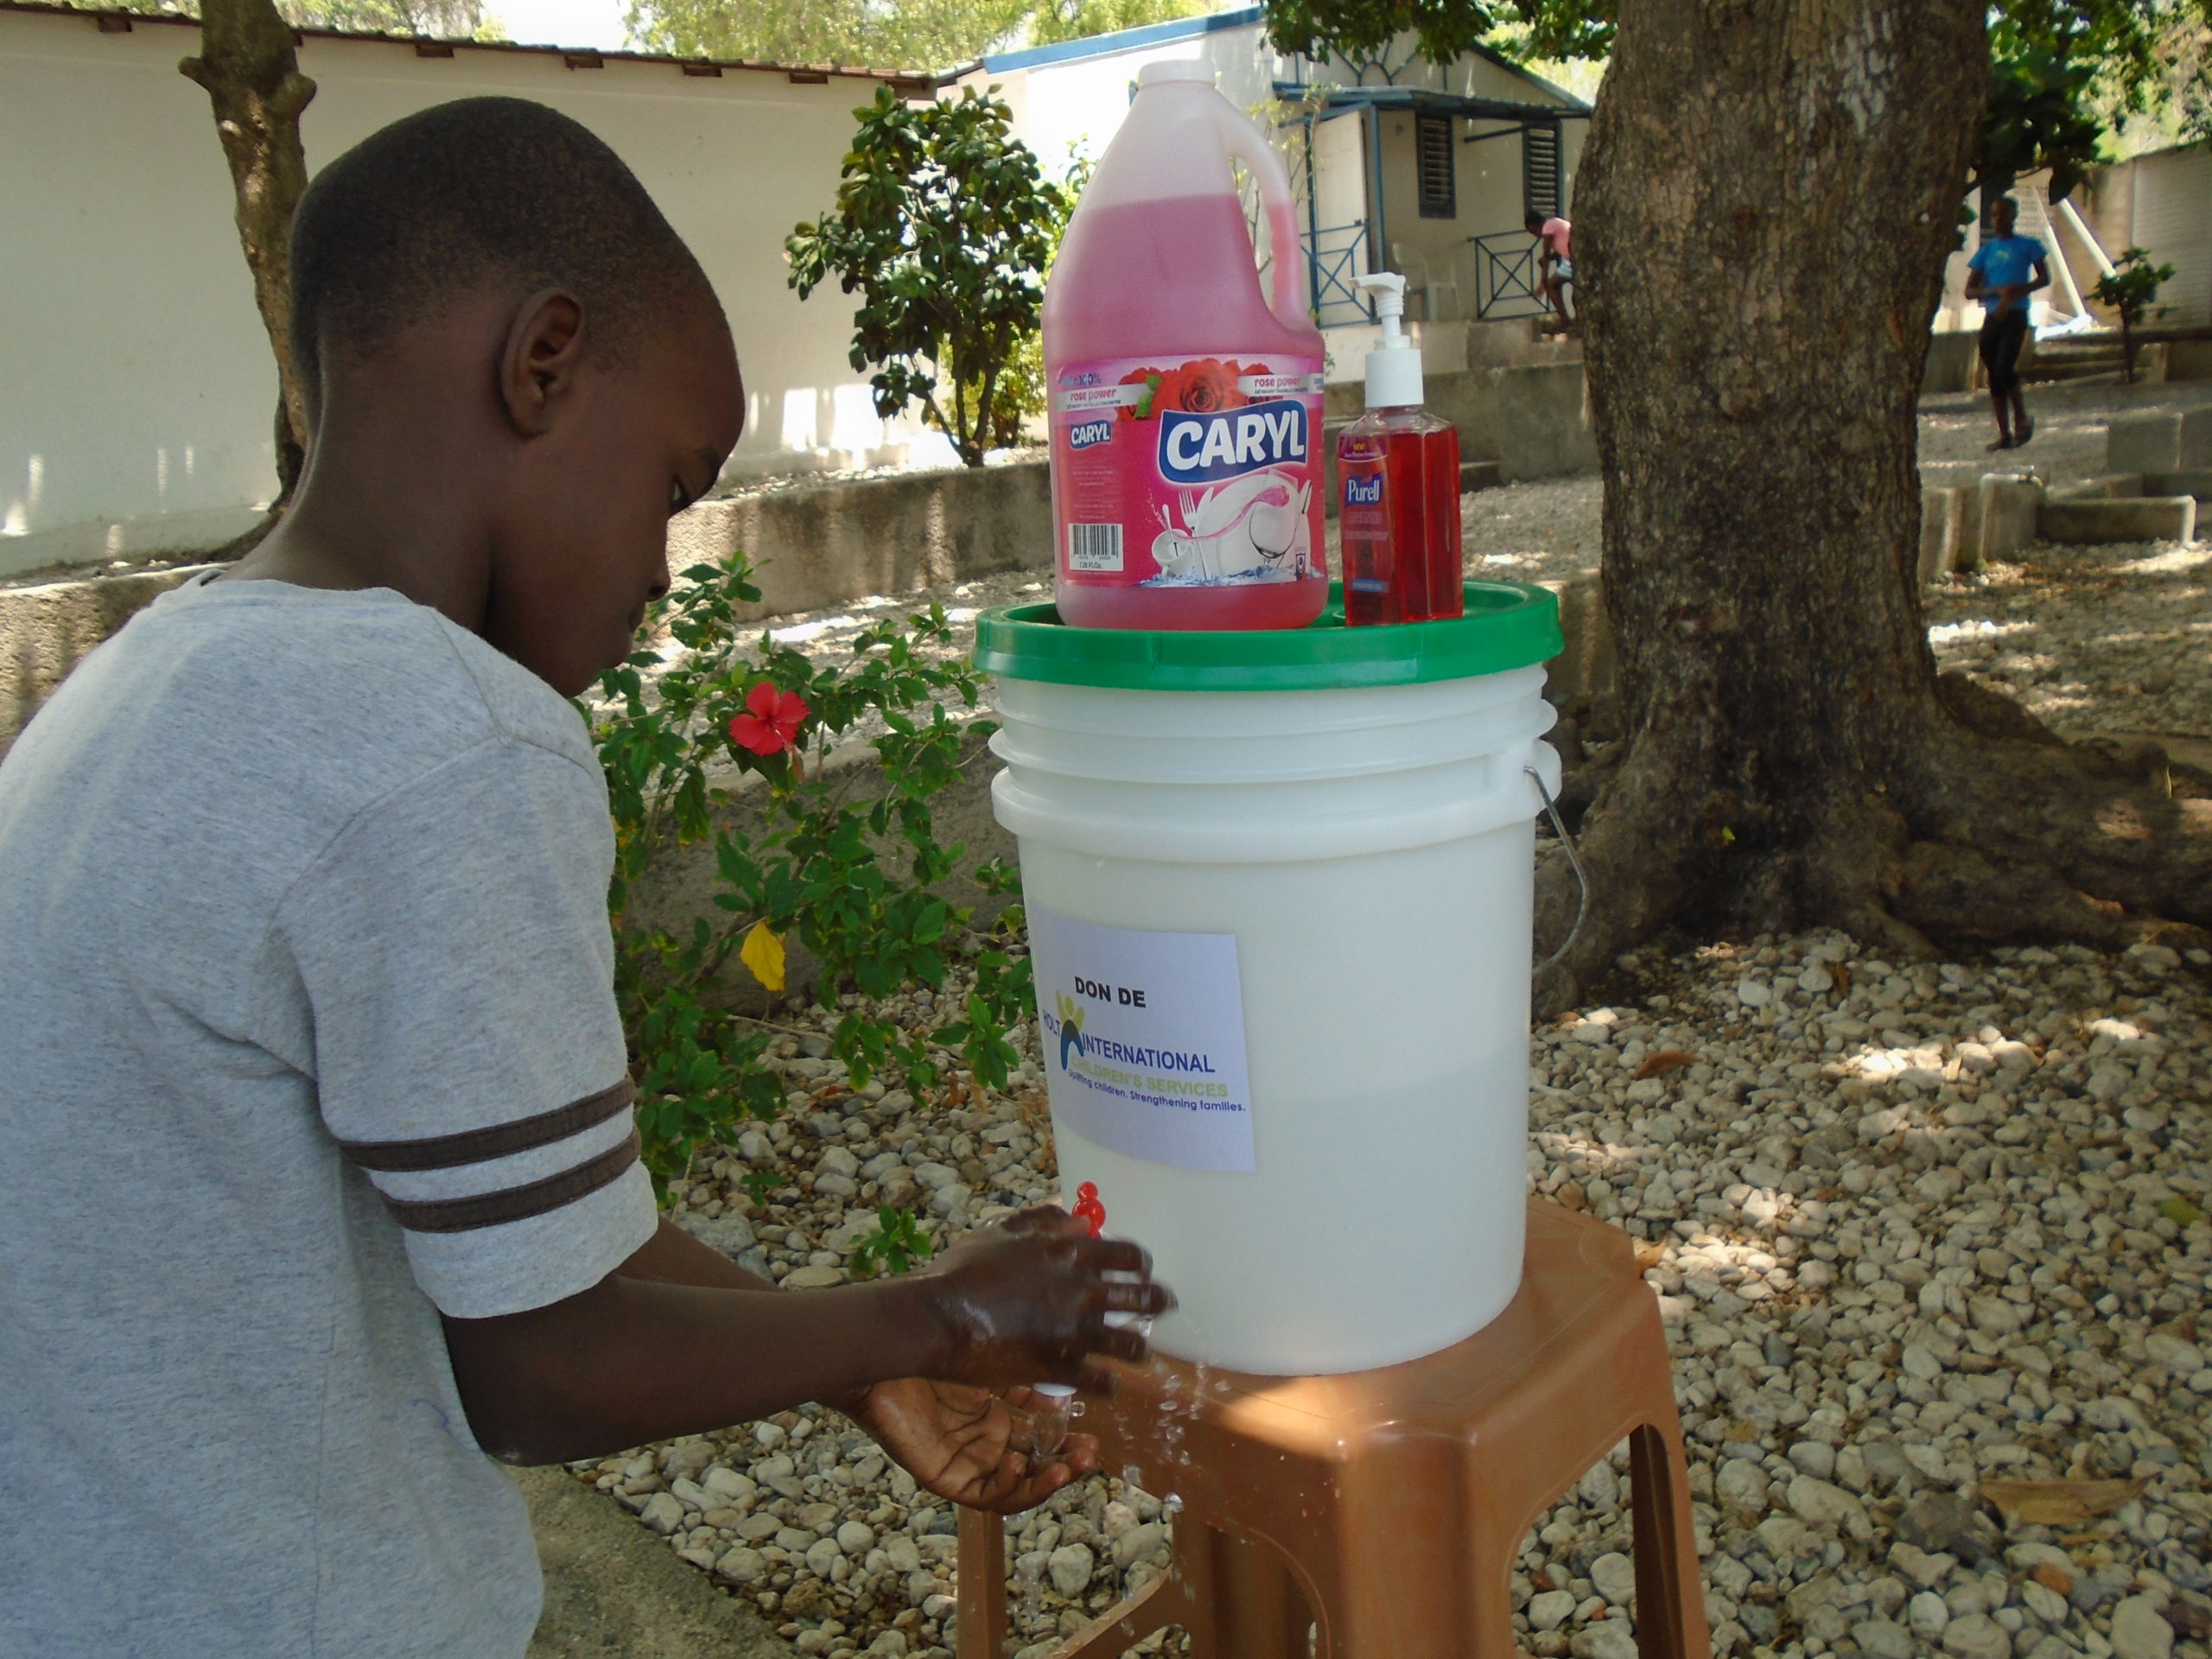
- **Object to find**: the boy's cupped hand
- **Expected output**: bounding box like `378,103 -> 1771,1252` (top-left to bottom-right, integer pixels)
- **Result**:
849,1208 -> 1173,1512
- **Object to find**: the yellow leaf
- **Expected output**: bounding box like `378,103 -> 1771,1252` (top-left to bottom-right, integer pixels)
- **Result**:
740,920 -> 786,993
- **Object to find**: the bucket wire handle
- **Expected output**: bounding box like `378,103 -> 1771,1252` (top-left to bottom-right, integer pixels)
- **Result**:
1526,765 -> 1588,975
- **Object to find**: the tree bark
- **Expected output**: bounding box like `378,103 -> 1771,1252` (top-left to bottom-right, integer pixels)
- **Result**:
1536,0 -> 2211,1012
181,0 -> 316,516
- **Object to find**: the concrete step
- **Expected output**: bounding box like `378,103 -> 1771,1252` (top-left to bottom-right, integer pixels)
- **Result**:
1461,460 -> 1503,493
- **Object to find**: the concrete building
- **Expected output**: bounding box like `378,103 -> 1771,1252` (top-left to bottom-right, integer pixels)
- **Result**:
0,0 -> 950,577
2082,140 -> 2212,328
959,7 -> 1589,366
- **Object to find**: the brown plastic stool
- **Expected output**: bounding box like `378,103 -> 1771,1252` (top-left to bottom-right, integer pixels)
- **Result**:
956,1199 -> 1707,1659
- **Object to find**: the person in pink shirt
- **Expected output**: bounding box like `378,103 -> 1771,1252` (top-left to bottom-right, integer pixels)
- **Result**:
1526,210 -> 1574,334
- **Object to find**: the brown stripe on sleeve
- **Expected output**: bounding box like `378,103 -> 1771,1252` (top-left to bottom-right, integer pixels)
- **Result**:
378,1129 -> 643,1235
340,1079 -> 636,1173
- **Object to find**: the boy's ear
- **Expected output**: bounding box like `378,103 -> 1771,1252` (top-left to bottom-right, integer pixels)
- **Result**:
499,288 -> 588,437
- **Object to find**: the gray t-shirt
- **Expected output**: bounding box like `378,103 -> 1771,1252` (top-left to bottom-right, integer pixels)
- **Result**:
0,575 -> 658,1656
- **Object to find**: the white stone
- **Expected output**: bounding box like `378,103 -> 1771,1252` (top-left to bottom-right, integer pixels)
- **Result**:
2110,1597 -> 2176,1659
804,1536 -> 843,1579
1111,1522 -> 1165,1570
1787,1441 -> 1836,1481
1787,1476 -> 1871,1539
868,1632 -> 910,1657
702,1466 -> 757,1505
639,1492 -> 687,1535
1528,1589 -> 1578,1632
715,1546 -> 768,1584
785,1263 -> 845,1288
1943,1612 -> 2013,1659
1854,1618 -> 1915,1659
1910,1591 -> 1952,1637
1737,979 -> 1773,1008
819,1144 -> 860,1177
837,1520 -> 875,1555
1047,1542 -> 1095,1597
1890,1544 -> 1957,1589
1590,1552 -> 1637,1606
754,1423 -> 786,1451
1570,1623 -> 1640,1659
2021,1580 -> 2069,1624
1902,1342 -> 1943,1381
912,1160 -> 959,1190
669,1475 -> 713,1512
883,1535 -> 922,1573
1716,1460 -> 1770,1514
2145,1333 -> 2205,1375
1578,1460 -> 1620,1511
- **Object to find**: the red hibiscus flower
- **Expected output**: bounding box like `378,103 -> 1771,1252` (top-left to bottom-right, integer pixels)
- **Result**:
1154,359 -> 1249,415
729,681 -> 808,756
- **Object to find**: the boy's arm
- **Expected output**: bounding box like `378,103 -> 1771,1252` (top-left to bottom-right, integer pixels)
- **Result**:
580,1216 -> 1119,1511
441,1208 -> 1165,1482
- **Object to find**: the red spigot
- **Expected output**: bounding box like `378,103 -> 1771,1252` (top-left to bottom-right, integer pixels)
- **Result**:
1072,1180 -> 1106,1238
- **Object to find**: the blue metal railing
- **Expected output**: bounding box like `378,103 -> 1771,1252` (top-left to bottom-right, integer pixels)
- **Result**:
1471,231 -> 1550,321
1304,220 -> 1371,327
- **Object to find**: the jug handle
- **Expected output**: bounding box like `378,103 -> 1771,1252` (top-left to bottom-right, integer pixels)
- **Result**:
1213,109 -> 1311,330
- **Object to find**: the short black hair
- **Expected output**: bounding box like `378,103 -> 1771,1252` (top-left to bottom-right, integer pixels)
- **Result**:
288,97 -> 715,415
1525,209 -> 1546,229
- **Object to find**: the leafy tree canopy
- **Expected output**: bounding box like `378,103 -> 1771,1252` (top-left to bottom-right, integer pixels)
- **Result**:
626,0 -> 1205,70
786,86 -> 1063,465
103,0 -> 499,35
1262,0 -> 2211,188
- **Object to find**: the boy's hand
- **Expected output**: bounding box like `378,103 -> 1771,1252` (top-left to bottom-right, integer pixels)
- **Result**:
915,1207 -> 1174,1393
849,1381 -> 1098,1513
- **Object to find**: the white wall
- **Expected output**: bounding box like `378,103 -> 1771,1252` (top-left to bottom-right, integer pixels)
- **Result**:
0,8 -> 934,576
2128,143 -> 2212,327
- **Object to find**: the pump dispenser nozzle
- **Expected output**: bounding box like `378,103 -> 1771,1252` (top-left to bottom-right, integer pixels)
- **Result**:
1353,272 -> 1422,408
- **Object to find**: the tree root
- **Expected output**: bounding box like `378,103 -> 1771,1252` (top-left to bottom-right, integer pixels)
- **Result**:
1533,714 -> 2212,1018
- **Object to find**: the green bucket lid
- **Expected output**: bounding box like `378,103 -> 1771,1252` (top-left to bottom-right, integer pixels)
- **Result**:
974,581 -> 1563,693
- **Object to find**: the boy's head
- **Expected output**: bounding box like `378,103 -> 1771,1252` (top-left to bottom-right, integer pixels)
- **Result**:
289,98 -> 742,695
1526,210 -> 1546,235
1988,197 -> 2018,237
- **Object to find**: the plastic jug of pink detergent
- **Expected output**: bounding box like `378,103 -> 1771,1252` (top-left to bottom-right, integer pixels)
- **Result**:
1043,61 -> 1328,631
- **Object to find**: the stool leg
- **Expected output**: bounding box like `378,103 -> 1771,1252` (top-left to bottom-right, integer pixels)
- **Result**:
1214,1531 -> 1311,1659
1628,1423 -> 1709,1659
957,1506 -> 1009,1659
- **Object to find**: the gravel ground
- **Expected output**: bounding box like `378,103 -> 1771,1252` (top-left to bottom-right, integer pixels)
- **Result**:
580,936 -> 2212,1659
1926,543 -> 2212,742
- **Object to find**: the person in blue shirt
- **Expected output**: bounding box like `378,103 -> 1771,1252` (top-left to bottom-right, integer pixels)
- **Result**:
1965,197 -> 2050,450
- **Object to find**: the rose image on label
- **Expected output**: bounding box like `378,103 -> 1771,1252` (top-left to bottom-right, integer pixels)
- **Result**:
1052,354 -> 1325,592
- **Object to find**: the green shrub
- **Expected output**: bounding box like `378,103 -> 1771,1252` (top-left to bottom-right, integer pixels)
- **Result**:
581,551 -> 1033,1193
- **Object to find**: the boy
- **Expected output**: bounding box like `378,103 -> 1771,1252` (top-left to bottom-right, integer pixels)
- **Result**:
1964,196 -> 2050,450
1526,209 -> 1574,335
0,99 -> 1168,1656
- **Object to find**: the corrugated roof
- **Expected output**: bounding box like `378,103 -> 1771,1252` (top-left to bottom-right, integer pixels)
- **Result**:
0,0 -> 950,89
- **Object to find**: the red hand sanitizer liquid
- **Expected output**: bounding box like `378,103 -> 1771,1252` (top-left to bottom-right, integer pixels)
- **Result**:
1043,61 -> 1328,631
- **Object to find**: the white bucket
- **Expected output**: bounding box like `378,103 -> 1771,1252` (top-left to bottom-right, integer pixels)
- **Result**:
980,588 -> 1562,1376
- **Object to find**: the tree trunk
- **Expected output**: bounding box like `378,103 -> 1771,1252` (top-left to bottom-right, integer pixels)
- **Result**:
181,0 -> 316,518
1536,0 -> 2211,1012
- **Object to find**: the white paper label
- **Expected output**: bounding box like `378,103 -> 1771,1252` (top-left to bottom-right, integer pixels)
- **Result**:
1028,906 -> 1255,1173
